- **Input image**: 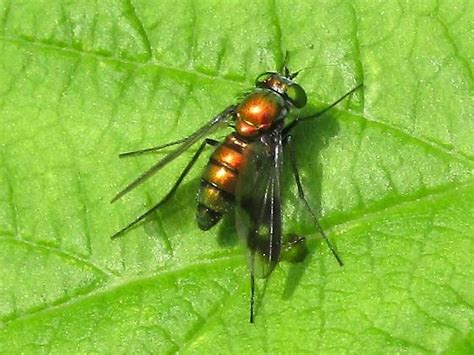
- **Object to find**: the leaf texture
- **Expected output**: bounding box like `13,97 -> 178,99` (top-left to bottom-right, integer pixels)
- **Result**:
0,0 -> 472,353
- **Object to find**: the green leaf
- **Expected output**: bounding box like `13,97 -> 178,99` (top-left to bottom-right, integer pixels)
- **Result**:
0,0 -> 472,353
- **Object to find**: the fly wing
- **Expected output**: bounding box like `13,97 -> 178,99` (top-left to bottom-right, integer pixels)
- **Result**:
112,105 -> 236,202
235,127 -> 283,278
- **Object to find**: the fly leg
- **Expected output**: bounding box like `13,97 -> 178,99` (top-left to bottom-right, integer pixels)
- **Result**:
111,138 -> 219,240
282,84 -> 363,136
250,251 -> 256,324
285,134 -> 343,266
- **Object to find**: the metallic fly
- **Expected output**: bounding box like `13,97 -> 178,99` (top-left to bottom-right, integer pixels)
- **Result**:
111,57 -> 362,323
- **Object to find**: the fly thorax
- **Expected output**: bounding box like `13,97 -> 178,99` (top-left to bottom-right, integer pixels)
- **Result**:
235,90 -> 287,137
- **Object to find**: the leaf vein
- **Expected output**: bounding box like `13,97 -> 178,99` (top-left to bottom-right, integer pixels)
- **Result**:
124,0 -> 153,61
0,237 -> 112,277
0,36 -> 248,88
346,113 -> 474,164
328,179 -> 474,237
3,254 -> 242,327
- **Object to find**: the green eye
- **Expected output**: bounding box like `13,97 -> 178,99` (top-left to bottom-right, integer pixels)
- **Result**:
286,84 -> 307,108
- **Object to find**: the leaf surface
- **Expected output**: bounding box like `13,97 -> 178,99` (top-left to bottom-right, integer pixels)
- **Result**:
0,0 -> 472,353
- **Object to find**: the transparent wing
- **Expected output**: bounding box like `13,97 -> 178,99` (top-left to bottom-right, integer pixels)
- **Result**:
112,105 -> 236,202
235,126 -> 283,278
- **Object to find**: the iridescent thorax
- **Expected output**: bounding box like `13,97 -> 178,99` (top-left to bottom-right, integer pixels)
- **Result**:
235,90 -> 287,137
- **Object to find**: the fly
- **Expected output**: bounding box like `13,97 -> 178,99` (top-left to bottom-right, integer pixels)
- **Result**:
111,56 -> 362,323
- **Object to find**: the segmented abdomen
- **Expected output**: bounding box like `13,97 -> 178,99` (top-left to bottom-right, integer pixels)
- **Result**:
196,133 -> 248,230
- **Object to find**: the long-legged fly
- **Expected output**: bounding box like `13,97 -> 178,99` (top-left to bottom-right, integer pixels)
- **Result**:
111,56 -> 362,323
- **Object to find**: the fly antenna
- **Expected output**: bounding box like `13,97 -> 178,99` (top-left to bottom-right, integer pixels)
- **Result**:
289,64 -> 340,80
280,50 -> 290,77
289,65 -> 314,79
289,69 -> 302,80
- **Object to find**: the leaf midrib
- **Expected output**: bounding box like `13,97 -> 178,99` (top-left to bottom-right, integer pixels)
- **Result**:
1,252 -> 243,326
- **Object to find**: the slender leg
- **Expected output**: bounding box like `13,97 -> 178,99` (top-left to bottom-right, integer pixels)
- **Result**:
119,137 -> 189,158
111,138 -> 219,240
283,84 -> 363,136
249,251 -> 256,324
285,135 -> 343,266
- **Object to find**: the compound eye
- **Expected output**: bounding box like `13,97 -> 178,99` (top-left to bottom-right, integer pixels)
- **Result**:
286,83 -> 307,108
255,72 -> 274,87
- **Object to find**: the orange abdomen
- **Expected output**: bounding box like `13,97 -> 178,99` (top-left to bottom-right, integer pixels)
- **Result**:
196,134 -> 248,230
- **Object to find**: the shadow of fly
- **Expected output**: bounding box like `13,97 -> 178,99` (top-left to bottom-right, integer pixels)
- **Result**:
111,55 -> 362,323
